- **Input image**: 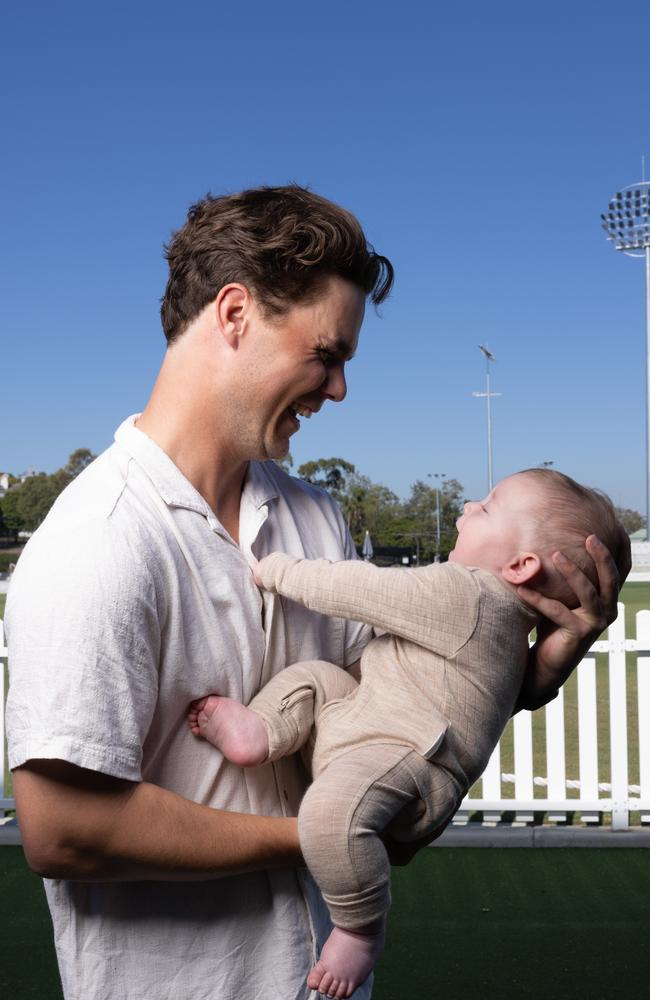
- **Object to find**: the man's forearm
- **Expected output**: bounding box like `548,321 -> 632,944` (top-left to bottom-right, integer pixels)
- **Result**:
14,762 -> 302,881
514,641 -> 582,713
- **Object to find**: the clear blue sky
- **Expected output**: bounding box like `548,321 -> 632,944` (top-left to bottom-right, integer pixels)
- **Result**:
4,0 -> 649,512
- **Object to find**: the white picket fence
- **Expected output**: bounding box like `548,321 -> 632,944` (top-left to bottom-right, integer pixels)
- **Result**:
456,603 -> 650,830
2,605 -> 650,829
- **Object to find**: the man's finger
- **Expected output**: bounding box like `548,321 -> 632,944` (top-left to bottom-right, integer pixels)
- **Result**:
586,534 -> 621,602
517,585 -> 573,625
551,551 -> 599,602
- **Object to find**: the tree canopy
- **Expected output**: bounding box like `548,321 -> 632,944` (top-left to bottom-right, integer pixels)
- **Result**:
295,456 -> 464,562
8,446 -> 640,562
297,458 -> 356,505
0,448 -> 96,537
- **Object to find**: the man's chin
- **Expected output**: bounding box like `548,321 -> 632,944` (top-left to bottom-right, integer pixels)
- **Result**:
263,437 -> 292,462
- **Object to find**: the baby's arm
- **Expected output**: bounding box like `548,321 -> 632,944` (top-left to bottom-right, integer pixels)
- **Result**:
256,553 -> 478,654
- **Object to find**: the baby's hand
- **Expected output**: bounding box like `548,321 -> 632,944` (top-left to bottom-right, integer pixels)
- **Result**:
253,552 -> 292,595
250,557 -> 263,588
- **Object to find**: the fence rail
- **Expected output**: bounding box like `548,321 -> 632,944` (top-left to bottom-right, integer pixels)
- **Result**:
2,604 -> 650,830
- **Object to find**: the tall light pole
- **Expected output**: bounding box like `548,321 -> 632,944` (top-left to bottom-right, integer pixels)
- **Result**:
601,174 -> 650,531
427,472 -> 446,562
472,345 -> 501,492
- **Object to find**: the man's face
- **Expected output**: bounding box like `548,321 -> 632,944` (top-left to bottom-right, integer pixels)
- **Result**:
449,473 -> 540,574
241,275 -> 365,461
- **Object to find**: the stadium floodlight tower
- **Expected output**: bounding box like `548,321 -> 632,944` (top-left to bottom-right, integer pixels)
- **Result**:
601,174 -> 650,530
472,345 -> 501,492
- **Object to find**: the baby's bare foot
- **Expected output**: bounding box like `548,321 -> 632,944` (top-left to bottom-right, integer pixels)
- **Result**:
187,696 -> 269,767
306,923 -> 385,999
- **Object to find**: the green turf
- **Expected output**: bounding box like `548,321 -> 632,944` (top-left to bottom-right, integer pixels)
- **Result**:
375,847 -> 650,999
620,579 -> 650,630
2,846 -> 649,999
0,849 -> 61,998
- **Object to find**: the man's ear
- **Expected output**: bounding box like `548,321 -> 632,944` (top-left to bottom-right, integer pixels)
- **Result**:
501,552 -> 542,586
214,283 -> 251,349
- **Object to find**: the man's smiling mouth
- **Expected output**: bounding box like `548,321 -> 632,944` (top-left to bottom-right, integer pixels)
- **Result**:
289,403 -> 312,420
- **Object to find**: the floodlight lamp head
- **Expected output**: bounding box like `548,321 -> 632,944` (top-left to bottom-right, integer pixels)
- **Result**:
601,180 -> 650,253
478,344 -> 496,362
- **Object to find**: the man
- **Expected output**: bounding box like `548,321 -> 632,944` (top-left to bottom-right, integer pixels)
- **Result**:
6,186 -> 625,1000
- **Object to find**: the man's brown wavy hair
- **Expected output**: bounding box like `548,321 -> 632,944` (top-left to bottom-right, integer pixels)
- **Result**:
160,185 -> 394,344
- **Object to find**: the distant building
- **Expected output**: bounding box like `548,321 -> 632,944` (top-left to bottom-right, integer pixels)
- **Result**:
0,473 -> 8,497
630,531 -> 650,580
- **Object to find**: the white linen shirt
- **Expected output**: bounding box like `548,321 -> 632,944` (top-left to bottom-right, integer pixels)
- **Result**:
6,416 -> 371,1000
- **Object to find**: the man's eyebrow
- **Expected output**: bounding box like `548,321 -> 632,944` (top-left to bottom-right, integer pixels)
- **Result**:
328,337 -> 356,361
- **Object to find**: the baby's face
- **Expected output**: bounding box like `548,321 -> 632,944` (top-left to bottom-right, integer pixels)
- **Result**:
449,473 -> 541,575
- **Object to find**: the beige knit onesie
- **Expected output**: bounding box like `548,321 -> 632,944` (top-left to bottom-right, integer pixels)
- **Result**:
252,554 -> 537,929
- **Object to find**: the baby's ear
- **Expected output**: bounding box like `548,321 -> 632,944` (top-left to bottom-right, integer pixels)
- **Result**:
501,552 -> 541,586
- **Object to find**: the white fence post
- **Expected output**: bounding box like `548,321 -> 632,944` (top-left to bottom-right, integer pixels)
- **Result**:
637,609 -> 650,825
513,711 -> 534,822
545,687 -> 567,823
577,655 -> 599,824
481,742 -> 503,823
608,604 -> 629,830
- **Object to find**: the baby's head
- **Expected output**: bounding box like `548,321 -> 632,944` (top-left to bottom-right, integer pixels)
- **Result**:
449,469 -> 629,606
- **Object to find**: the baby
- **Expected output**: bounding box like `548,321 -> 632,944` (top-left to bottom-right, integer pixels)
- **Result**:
188,469 -> 627,1000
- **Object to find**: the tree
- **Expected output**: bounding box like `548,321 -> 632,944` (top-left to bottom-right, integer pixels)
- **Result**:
401,478 -> 464,561
64,448 -> 96,481
292,455 -> 466,561
297,458 -> 356,505
0,487 -> 24,539
10,473 -> 63,532
615,506 -> 645,534
341,474 -> 401,546
297,462 -> 401,545
340,479 -> 368,539
0,448 -> 98,535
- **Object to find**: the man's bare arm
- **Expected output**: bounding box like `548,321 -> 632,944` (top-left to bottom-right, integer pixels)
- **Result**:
14,759 -> 301,881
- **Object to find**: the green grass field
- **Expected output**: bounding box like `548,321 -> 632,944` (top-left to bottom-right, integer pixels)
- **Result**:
376,846 -> 650,999
2,846 -> 649,999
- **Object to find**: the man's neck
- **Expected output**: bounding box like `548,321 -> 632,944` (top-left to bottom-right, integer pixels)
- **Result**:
136,348 -> 248,543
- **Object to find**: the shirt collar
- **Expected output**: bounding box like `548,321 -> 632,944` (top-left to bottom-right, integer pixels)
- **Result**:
114,414 -> 280,515
244,460 -> 281,510
114,415 -> 213,516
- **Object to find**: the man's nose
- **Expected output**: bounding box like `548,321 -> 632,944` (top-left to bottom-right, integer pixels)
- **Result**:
322,364 -> 347,402
464,500 -> 480,514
